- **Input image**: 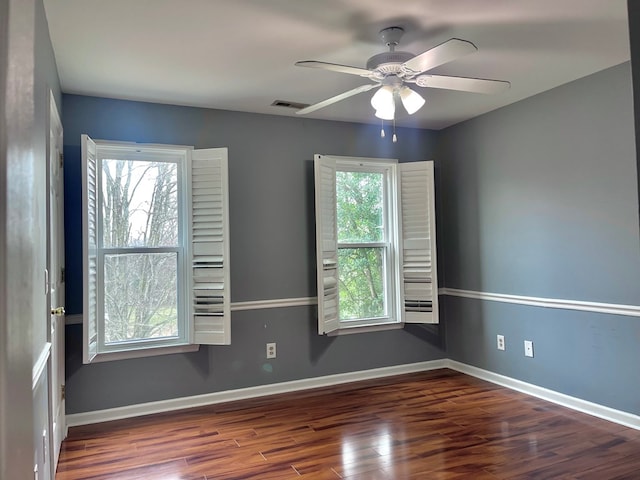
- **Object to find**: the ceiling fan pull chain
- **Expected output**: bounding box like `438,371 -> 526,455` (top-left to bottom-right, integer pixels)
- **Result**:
380,119 -> 385,138
392,117 -> 397,143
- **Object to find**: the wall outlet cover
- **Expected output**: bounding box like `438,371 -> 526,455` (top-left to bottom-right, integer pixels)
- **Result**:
524,340 -> 534,358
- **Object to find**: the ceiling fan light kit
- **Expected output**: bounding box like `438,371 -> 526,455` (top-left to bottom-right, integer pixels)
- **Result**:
295,26 -> 510,141
371,85 -> 394,111
399,86 -> 425,115
375,105 -> 395,121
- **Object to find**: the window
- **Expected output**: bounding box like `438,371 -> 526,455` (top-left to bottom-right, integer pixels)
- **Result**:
82,135 -> 230,363
335,165 -> 397,327
314,155 -> 438,334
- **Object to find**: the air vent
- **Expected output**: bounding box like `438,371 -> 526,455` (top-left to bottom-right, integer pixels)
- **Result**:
271,100 -> 310,110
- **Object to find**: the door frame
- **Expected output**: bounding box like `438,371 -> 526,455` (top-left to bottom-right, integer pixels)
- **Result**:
46,90 -> 65,477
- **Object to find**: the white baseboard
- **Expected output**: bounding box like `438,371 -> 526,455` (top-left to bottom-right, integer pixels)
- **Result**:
66,358 -> 640,431
65,359 -> 447,427
445,360 -> 640,430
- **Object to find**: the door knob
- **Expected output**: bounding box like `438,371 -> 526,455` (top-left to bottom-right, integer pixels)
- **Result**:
51,307 -> 65,316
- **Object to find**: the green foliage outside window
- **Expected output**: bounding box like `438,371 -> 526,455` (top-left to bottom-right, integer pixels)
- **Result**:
336,171 -> 386,320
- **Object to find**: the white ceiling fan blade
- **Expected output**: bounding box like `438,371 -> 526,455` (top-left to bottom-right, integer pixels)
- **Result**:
296,84 -> 378,115
402,38 -> 478,75
416,74 -> 511,94
295,60 -> 372,77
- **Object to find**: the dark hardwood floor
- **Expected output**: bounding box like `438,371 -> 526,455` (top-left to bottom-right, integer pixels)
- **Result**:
56,369 -> 640,479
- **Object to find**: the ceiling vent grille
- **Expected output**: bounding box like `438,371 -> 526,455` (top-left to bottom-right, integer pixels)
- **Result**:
271,100 -> 310,110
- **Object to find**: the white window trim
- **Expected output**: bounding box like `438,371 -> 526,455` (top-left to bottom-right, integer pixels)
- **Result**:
81,135 -> 231,363
88,343 -> 200,363
314,154 -> 438,335
96,144 -> 190,354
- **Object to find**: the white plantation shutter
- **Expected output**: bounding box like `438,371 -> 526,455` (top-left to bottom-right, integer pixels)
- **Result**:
398,161 -> 439,324
314,155 -> 340,334
81,134 -> 99,363
188,148 -> 231,344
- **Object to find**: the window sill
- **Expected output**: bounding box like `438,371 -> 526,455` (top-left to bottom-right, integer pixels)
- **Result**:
91,343 -> 200,363
328,322 -> 404,336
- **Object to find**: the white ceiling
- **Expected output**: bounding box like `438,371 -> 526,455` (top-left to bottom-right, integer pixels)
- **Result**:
43,0 -> 630,130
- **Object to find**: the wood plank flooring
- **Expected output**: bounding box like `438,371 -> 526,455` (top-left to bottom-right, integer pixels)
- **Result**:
56,369 -> 640,479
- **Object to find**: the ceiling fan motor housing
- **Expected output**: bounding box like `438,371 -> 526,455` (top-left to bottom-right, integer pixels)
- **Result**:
366,51 -> 415,75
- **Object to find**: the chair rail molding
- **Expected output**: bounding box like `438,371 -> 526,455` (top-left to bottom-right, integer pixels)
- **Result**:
440,288 -> 640,317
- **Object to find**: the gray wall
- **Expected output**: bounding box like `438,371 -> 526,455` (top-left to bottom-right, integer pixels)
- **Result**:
439,62 -> 640,415
62,95 -> 446,414
628,0 -> 640,217
0,0 -> 61,477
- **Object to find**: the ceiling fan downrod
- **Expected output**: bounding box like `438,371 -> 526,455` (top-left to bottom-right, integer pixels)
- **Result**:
379,26 -> 404,51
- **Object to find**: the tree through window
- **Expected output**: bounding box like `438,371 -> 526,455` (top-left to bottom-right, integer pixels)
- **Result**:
336,170 -> 387,320
314,154 -> 439,334
101,158 -> 179,343
82,135 -> 231,363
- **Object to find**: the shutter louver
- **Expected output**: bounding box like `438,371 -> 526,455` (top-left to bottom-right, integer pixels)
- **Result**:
399,161 -> 439,324
81,135 -> 98,363
189,148 -> 231,344
314,155 -> 340,334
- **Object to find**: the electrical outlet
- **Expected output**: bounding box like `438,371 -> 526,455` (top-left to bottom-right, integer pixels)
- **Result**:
497,334 -> 505,351
266,342 -> 276,359
524,340 -> 534,357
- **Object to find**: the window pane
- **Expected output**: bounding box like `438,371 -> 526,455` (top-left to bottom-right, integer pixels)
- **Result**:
102,159 -> 178,248
104,253 -> 178,343
336,171 -> 383,243
338,247 -> 385,320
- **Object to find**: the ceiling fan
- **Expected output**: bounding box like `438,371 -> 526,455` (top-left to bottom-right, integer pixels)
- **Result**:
294,27 -> 510,120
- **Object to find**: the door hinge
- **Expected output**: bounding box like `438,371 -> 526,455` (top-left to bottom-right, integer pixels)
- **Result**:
61,385 -> 65,401
59,152 -> 64,168
60,267 -> 65,283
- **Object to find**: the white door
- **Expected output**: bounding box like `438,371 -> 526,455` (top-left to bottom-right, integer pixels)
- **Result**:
47,93 -> 65,475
